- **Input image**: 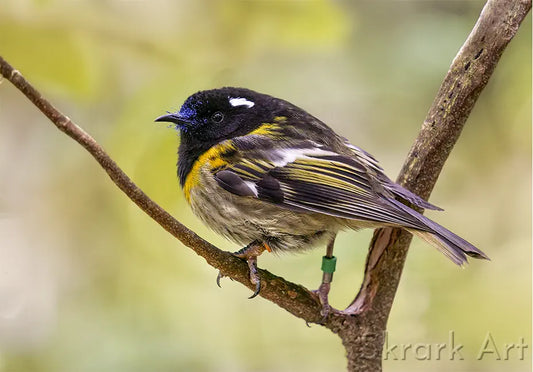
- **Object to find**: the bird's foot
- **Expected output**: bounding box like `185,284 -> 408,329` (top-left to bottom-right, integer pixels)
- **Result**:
312,282 -> 334,323
234,241 -> 269,298
216,241 -> 270,298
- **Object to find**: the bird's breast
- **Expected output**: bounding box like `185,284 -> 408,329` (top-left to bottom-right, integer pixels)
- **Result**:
182,141 -> 236,203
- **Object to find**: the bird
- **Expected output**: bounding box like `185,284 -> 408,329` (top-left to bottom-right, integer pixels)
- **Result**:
155,87 -> 489,312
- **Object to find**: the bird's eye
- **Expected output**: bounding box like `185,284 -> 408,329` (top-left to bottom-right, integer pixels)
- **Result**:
211,111 -> 224,123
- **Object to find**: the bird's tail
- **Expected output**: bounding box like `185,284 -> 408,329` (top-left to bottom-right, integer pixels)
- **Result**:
387,198 -> 489,266
408,229 -> 488,266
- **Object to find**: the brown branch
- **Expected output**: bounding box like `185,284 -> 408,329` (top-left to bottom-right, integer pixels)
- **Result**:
349,0 -> 530,315
335,0 -> 531,371
0,1 -> 529,370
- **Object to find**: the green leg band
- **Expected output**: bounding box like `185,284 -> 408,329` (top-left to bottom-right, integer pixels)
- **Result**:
321,256 -> 337,274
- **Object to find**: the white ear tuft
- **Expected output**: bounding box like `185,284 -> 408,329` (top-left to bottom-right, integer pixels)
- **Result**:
229,97 -> 255,108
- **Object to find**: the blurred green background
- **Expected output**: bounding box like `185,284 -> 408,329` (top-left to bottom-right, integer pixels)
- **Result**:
0,1 -> 530,371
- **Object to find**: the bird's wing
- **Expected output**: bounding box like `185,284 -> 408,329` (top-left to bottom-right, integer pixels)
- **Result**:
214,139 -> 432,229
342,141 -> 442,211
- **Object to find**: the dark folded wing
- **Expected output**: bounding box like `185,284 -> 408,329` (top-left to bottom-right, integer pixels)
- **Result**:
215,146 -> 430,230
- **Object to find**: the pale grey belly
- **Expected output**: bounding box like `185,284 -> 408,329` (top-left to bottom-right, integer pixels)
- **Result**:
187,170 -> 342,252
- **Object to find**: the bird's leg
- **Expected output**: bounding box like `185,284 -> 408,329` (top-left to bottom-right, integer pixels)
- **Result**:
234,241 -> 270,298
217,240 -> 270,299
313,236 -> 337,319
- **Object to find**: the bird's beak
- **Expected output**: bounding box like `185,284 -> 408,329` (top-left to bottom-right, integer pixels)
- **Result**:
154,112 -> 190,128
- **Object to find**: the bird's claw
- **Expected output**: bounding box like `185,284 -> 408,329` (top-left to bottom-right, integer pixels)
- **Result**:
216,271 -> 224,288
249,280 -> 261,299
246,255 -> 262,299
216,271 -> 235,288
